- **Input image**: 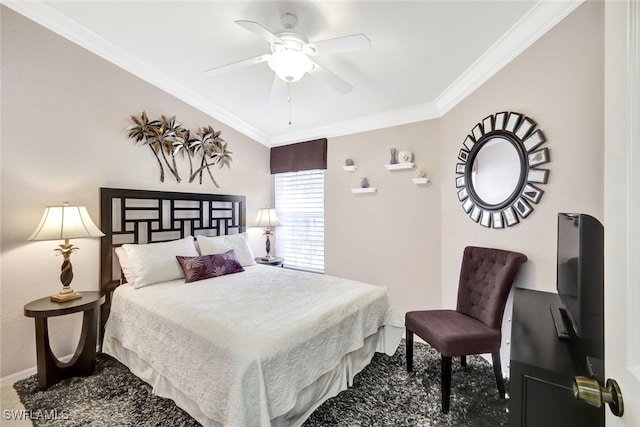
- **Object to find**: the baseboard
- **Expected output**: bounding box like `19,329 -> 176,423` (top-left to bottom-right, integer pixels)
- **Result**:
1,352 -> 75,388
1,367 -> 37,389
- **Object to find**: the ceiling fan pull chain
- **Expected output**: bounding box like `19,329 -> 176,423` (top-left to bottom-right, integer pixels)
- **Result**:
288,83 -> 293,125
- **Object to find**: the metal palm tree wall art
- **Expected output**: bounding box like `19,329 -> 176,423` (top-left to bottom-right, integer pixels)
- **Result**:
127,112 -> 233,187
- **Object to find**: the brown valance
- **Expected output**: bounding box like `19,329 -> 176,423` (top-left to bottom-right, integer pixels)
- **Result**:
270,138 -> 327,174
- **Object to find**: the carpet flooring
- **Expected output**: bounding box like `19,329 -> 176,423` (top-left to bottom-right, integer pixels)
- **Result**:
14,341 -> 508,426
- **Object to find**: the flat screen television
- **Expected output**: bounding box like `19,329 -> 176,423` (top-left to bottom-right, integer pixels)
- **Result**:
554,213 -> 604,359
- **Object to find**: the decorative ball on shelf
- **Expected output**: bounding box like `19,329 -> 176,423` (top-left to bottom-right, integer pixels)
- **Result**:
360,177 -> 370,188
345,158 -> 355,166
399,150 -> 413,163
417,169 -> 427,178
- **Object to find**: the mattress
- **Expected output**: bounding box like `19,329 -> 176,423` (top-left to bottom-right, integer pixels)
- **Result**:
103,264 -> 403,426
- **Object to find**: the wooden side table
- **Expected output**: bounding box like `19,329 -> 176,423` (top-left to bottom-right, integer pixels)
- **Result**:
255,256 -> 284,267
24,291 -> 105,389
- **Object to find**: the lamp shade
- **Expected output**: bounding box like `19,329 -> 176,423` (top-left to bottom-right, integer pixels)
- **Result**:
254,208 -> 281,228
29,205 -> 104,241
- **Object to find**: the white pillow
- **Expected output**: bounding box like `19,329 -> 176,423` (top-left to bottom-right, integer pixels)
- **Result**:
114,247 -> 136,285
197,232 -> 256,267
122,236 -> 199,288
223,233 -> 257,266
195,234 -> 228,254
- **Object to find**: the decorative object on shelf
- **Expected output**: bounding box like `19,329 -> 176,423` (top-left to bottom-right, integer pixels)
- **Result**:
343,158 -> 357,172
254,208 -> 281,260
455,111 -> 550,229
127,112 -> 233,187
412,169 -> 430,185
398,150 -> 414,163
29,204 -> 105,302
389,148 -> 398,164
352,177 -> 376,193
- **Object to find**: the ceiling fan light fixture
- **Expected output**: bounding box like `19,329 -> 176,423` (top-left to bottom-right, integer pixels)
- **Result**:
268,49 -> 313,82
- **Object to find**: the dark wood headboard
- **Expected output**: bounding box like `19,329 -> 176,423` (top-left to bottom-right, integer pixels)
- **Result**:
99,187 -> 246,339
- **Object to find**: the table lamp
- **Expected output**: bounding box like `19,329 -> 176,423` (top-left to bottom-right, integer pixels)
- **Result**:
29,203 -> 104,302
254,208 -> 281,260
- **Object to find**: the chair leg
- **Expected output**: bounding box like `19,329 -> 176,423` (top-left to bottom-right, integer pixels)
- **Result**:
491,351 -> 506,398
406,328 -> 414,373
441,355 -> 452,414
460,355 -> 467,368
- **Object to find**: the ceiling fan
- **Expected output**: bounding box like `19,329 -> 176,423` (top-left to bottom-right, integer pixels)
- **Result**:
203,13 -> 371,95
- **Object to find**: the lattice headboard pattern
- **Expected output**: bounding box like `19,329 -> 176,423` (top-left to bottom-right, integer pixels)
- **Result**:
99,187 -> 246,294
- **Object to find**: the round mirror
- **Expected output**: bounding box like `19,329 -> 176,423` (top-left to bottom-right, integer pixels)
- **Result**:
455,112 -> 550,228
470,136 -> 522,206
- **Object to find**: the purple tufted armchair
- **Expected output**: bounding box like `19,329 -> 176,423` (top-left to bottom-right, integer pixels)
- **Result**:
405,246 -> 527,413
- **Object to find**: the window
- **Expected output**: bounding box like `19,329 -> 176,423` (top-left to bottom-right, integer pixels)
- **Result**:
274,170 -> 324,273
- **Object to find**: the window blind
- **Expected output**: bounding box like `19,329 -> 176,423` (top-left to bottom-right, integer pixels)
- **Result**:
274,170 -> 324,273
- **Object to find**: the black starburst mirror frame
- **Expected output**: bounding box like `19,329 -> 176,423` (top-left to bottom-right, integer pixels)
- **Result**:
455,111 -> 550,229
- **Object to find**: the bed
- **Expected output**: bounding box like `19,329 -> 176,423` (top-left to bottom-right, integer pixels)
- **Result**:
99,188 -> 403,427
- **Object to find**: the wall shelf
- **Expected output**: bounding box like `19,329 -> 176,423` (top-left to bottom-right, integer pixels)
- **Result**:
412,178 -> 430,185
351,187 -> 377,194
385,163 -> 415,171
343,165 -> 357,172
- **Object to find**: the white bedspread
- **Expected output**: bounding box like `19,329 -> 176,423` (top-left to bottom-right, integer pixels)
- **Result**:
103,264 -> 403,426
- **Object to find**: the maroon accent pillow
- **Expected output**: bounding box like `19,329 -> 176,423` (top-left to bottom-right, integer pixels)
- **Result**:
176,249 -> 245,283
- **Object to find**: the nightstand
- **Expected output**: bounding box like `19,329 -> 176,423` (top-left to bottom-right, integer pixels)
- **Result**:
255,256 -> 284,267
24,291 -> 105,389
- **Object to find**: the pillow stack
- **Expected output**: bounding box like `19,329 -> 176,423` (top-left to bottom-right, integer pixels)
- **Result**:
114,233 -> 256,287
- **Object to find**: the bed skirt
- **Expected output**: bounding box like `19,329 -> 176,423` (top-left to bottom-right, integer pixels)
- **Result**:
105,324 -> 401,427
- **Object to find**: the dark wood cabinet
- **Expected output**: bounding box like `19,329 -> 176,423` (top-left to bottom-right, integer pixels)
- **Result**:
509,288 -> 604,427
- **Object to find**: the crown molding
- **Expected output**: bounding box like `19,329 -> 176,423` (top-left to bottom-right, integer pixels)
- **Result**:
272,0 -> 585,146
268,101 -> 440,146
434,0 -> 585,116
5,0 -> 584,147
3,1 -> 271,145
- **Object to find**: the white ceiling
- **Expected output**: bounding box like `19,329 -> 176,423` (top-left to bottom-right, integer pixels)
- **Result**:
6,1 -> 583,146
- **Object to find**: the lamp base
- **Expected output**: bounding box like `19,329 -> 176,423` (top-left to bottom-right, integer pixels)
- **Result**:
50,290 -> 82,303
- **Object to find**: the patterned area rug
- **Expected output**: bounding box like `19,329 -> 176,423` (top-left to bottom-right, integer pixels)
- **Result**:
14,341 -> 508,426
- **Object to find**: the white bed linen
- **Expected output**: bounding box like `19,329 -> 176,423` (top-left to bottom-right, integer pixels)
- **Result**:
103,264 -> 403,427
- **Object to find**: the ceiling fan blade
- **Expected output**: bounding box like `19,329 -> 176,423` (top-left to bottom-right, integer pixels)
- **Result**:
308,62 -> 353,94
235,20 -> 284,45
203,54 -> 270,77
305,34 -> 371,55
